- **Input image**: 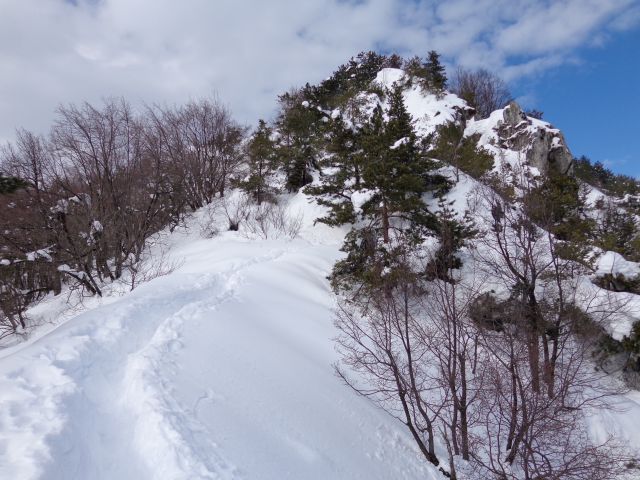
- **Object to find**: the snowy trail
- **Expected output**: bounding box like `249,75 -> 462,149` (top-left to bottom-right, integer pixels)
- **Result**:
0,229 -> 438,480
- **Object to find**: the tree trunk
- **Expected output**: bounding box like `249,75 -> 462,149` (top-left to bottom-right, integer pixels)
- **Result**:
382,199 -> 390,243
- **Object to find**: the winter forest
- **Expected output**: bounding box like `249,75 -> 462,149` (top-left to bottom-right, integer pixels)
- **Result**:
1,50 -> 640,480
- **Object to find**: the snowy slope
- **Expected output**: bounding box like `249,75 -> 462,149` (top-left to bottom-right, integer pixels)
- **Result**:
0,198 -> 440,480
375,68 -> 468,138
2,69 -> 640,479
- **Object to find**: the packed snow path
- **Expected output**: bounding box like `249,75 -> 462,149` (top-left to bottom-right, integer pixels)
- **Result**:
0,228 -> 438,480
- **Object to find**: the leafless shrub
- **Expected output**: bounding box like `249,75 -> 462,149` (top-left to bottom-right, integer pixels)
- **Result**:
242,201 -> 303,240
269,203 -> 303,239
243,202 -> 273,239
198,200 -> 223,238
123,245 -> 185,292
222,194 -> 251,231
334,274 -> 442,468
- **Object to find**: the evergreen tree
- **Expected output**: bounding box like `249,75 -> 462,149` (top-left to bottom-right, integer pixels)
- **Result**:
350,51 -> 387,90
328,86 -> 446,294
0,176 -> 28,194
430,122 -> 494,180
275,90 -> 320,192
593,199 -> 640,261
384,53 -> 404,69
524,172 -> 595,262
424,50 -> 447,92
360,85 -> 437,243
425,197 -> 476,283
238,120 -> 277,204
404,55 -> 428,84
304,115 -> 363,226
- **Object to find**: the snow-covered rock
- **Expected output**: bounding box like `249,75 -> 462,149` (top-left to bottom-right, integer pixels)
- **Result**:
499,101 -> 573,174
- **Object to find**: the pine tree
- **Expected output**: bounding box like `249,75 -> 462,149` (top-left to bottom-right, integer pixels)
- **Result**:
384,53 -> 404,69
425,197 -> 475,283
424,50 -> 447,93
360,85 -> 436,243
275,90 -> 320,192
404,55 -> 428,83
329,86 -> 447,293
304,115 -> 363,226
238,120 -> 277,204
430,122 -> 494,180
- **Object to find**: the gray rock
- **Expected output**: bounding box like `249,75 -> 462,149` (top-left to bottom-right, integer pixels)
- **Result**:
502,101 -> 527,126
496,101 -> 573,175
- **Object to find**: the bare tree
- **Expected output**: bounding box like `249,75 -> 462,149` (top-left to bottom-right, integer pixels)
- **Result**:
451,67 -> 512,119
334,258 -> 443,468
464,165 -> 632,478
0,96 -> 246,337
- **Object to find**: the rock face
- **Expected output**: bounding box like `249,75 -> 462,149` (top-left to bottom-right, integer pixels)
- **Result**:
497,101 -> 573,175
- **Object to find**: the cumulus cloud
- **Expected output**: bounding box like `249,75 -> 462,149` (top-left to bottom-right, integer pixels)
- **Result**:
0,0 -> 637,140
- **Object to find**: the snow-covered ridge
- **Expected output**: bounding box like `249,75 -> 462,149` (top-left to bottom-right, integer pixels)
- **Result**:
1,65 -> 640,479
375,68 -> 468,138
0,195 -> 439,480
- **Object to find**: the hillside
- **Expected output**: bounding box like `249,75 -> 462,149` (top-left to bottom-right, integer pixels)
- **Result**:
1,53 -> 640,479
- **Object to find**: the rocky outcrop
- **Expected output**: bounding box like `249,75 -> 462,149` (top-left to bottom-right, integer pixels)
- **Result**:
497,101 -> 573,175
453,104 -> 477,125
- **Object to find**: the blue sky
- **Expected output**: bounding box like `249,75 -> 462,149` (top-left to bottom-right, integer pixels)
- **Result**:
0,0 -> 639,177
514,27 -> 640,177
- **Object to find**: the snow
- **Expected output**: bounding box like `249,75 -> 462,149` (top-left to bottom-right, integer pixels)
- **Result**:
372,67 -> 467,138
390,137 -> 408,149
26,248 -> 53,262
0,193 -> 437,480
596,251 -> 640,278
350,189 -> 375,215
374,68 -> 405,87
2,69 -> 640,479
91,220 -> 103,234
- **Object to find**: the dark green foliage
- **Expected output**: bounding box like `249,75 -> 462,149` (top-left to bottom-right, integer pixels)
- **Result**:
404,55 -> 426,81
404,51 -> 448,95
330,227 -> 379,293
275,90 -> 321,192
593,199 -> 640,261
524,172 -> 594,261
622,321 -> 640,355
308,51 -> 388,108
525,109 -> 544,120
591,321 -> 640,379
329,227 -> 421,295
424,50 -> 447,92
469,293 -> 507,332
425,198 -> 476,283
430,122 -> 494,179
574,155 -> 639,197
594,273 -> 640,294
304,116 -> 362,226
237,120 -> 277,204
0,176 -> 28,194
360,86 -> 438,242
383,53 -> 404,69
321,86 -> 446,294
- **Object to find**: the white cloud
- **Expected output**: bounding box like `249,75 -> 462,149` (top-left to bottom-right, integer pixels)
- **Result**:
0,0 -> 637,141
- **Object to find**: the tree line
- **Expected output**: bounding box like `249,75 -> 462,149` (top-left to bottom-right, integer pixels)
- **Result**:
0,98 -> 245,337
